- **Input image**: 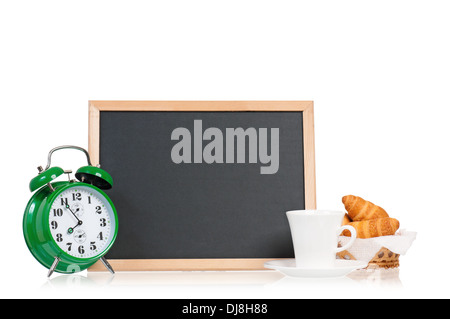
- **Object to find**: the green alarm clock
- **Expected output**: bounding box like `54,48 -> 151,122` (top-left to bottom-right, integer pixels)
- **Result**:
23,145 -> 118,277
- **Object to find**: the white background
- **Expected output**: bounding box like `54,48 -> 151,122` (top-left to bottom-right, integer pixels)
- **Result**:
1,0 -> 449,299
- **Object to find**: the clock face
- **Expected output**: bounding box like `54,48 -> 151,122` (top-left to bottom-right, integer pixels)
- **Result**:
48,185 -> 117,259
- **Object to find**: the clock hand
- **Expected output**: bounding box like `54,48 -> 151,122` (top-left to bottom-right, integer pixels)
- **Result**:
67,222 -> 82,234
65,204 -> 81,223
66,204 -> 83,234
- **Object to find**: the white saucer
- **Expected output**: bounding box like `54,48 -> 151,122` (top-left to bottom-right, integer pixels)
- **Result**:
264,259 -> 368,278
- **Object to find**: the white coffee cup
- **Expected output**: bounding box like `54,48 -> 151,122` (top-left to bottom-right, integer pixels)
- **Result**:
286,210 -> 357,268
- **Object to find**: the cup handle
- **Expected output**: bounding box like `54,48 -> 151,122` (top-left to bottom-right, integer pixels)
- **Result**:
335,225 -> 357,253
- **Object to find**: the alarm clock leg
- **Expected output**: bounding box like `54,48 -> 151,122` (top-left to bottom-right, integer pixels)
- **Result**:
47,257 -> 60,278
100,257 -> 115,275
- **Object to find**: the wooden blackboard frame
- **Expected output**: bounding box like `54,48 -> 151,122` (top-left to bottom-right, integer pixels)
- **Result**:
88,101 -> 316,271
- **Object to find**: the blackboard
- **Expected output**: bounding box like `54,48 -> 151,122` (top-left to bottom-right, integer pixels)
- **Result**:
88,101 -> 316,271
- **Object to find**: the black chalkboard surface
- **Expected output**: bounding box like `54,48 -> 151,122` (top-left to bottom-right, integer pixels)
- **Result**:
88,101 -> 316,271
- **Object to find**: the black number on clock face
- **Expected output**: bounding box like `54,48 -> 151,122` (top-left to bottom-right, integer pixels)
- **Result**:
60,197 -> 68,206
53,208 -> 63,217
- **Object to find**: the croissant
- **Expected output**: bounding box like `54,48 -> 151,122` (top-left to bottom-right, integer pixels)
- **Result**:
342,195 -> 389,221
342,213 -> 352,225
342,217 -> 400,239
